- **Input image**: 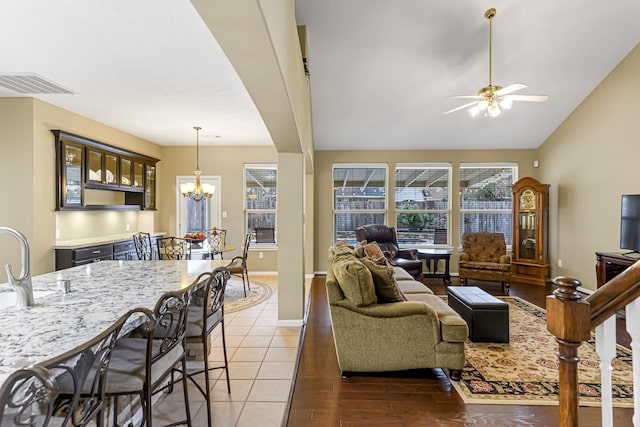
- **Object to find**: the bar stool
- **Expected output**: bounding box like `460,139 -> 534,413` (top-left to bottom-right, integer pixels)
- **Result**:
103,286 -> 195,427
0,309 -> 136,427
184,267 -> 231,427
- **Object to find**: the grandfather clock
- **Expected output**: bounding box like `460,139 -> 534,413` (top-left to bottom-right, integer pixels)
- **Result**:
511,177 -> 550,285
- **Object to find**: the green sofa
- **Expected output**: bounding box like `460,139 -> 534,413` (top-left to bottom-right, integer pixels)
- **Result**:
326,242 -> 467,379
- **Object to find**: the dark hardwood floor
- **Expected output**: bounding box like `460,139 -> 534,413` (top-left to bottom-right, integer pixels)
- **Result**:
287,276 -> 633,427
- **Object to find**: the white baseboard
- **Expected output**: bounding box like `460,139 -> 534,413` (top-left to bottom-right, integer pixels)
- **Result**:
249,271 -> 278,276
277,319 -> 304,327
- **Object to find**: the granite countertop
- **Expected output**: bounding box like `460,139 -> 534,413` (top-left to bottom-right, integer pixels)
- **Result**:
0,260 -> 217,386
53,232 -> 166,249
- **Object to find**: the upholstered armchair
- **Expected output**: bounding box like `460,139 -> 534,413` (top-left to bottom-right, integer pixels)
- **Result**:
355,224 -> 423,280
459,232 -> 512,294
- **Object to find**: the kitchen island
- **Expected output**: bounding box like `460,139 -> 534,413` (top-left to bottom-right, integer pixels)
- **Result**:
0,260 -> 223,386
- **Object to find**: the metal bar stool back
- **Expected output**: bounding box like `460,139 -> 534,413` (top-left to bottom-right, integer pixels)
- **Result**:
132,232 -> 154,260
184,267 -> 231,427
104,286 -> 195,427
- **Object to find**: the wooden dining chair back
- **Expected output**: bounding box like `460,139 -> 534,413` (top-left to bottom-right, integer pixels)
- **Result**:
132,232 -> 153,260
184,267 -> 231,427
204,228 -> 227,259
157,237 -> 191,260
0,309 -> 135,427
104,287 -> 194,427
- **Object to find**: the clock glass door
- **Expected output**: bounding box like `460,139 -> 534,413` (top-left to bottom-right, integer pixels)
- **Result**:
518,212 -> 536,260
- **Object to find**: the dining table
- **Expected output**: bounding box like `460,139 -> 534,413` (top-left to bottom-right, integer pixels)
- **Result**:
0,259 -> 231,387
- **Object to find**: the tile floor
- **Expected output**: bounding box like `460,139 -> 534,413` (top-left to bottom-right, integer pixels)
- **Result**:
152,275 -> 304,427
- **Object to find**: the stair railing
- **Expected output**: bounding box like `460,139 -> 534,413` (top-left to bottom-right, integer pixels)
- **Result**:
547,261 -> 640,427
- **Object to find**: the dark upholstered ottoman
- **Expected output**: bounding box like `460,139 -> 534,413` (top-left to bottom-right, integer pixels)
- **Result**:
447,286 -> 509,343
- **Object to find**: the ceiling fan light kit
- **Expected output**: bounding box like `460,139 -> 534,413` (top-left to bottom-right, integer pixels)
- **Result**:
444,8 -> 548,118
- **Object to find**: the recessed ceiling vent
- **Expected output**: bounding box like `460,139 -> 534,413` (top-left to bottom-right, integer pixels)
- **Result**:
0,73 -> 74,94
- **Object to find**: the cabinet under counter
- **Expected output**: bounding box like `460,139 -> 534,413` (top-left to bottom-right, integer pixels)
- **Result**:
54,232 -> 165,270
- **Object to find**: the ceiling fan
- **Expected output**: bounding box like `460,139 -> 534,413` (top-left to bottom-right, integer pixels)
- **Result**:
443,8 -> 548,118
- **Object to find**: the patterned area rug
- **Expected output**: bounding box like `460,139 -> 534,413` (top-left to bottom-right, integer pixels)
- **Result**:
225,277 -> 272,313
449,296 -> 633,407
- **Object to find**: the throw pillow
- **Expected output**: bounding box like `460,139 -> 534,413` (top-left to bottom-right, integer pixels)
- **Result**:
354,240 -> 367,258
360,257 -> 407,303
363,242 -> 388,266
332,252 -> 377,307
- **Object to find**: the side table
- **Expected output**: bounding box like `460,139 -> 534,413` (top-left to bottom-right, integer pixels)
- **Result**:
416,248 -> 452,283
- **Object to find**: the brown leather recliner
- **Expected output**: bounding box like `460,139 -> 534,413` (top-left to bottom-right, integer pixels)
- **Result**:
355,224 -> 423,280
459,232 -> 512,294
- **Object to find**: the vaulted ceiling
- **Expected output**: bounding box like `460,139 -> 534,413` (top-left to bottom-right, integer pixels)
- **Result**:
2,1 -> 639,151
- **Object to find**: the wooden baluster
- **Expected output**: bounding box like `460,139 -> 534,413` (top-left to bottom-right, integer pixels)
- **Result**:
595,315 -> 616,427
546,276 -> 592,427
626,299 -> 640,426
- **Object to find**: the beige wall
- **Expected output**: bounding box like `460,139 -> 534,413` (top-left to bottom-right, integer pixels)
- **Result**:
158,144 -> 279,268
313,149 -> 538,273
0,98 -> 162,281
0,98 -> 34,283
538,43 -> 640,291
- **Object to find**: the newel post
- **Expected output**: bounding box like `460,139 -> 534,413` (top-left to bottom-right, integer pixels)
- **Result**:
546,276 -> 592,427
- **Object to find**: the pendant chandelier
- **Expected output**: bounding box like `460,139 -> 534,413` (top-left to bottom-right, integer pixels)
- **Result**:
180,126 -> 215,202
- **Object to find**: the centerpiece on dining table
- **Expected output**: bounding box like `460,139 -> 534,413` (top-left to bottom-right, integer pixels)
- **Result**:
184,231 -> 205,249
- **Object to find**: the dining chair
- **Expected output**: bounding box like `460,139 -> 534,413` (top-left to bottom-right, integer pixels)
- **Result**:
0,309 -> 135,427
204,228 -> 227,259
228,232 -> 251,297
183,267 -> 231,427
103,287 -> 195,427
132,232 -> 154,260
157,237 -> 191,260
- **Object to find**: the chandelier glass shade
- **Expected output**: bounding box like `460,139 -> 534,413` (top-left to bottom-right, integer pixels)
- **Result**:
180,126 -> 215,202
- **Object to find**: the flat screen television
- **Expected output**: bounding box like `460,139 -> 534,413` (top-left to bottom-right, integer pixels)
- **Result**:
620,194 -> 640,252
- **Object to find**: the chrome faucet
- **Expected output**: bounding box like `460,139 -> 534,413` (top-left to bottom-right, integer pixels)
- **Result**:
0,227 -> 34,307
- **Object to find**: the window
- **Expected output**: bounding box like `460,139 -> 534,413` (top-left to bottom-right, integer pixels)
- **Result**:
176,176 -> 221,237
245,165 -> 277,244
333,164 -> 387,242
459,163 -> 517,245
395,164 -> 451,246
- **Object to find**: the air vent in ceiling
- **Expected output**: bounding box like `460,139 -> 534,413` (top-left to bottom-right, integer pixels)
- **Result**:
0,73 -> 74,94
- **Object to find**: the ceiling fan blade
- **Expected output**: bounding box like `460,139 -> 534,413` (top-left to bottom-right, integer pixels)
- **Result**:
496,83 -> 527,95
443,101 -> 478,115
508,94 -> 549,102
450,95 -> 483,99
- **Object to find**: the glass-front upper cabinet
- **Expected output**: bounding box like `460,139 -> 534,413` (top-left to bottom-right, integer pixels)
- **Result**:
144,164 -> 156,209
53,130 -> 159,210
133,161 -> 144,188
105,153 -> 118,185
87,148 -> 103,184
120,157 -> 132,186
61,142 -> 84,207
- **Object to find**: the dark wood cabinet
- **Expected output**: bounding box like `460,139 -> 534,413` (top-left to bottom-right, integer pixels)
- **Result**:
113,240 -> 137,260
55,235 -> 162,270
56,243 -> 114,270
53,130 -> 159,211
595,252 -> 639,288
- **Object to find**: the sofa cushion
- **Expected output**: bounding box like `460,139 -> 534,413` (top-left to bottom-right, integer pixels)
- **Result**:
405,294 -> 468,343
459,261 -> 511,272
360,256 -> 407,303
397,280 -> 433,295
332,251 -> 377,307
392,267 -> 415,281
